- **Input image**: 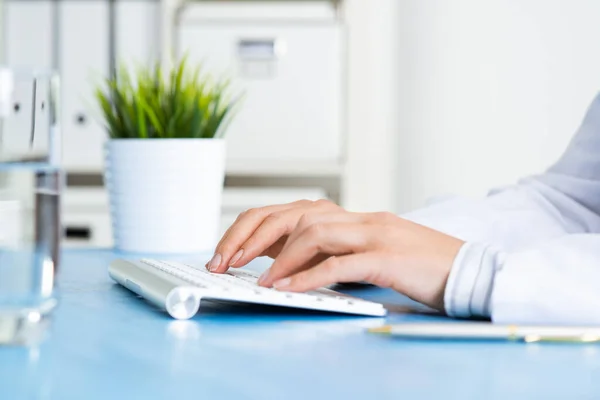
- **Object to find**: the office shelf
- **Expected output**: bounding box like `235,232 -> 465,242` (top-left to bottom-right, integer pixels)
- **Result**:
226,160 -> 343,177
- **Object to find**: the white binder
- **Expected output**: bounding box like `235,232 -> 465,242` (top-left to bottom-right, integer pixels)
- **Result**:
58,0 -> 110,172
114,1 -> 160,69
2,0 -> 55,160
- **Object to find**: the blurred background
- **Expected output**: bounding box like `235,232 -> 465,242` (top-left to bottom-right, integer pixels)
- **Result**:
1,0 -> 600,249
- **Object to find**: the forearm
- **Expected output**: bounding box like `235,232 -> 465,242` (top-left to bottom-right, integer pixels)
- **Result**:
401,179 -> 588,252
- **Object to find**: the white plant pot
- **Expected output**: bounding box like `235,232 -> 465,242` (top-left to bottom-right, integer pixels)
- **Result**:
104,139 -> 226,254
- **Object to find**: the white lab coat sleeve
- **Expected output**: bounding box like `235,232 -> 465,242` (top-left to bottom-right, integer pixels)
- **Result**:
401,92 -> 600,323
445,235 -> 600,325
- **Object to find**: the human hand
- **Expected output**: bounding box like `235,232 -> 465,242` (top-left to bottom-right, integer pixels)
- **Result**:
207,200 -> 465,311
207,199 -> 343,272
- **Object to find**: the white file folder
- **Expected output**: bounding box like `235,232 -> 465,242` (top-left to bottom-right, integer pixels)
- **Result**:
2,0 -> 54,160
115,1 -> 159,68
59,0 -> 110,172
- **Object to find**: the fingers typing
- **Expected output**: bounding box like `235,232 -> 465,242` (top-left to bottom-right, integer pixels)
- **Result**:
208,200 -> 318,273
208,203 -> 293,272
259,222 -> 375,287
227,210 -> 299,269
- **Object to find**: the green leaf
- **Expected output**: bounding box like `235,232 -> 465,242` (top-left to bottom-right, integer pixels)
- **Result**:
189,94 -> 205,138
94,88 -> 121,138
174,55 -> 187,94
135,92 -> 147,139
139,96 -> 164,137
114,92 -> 136,137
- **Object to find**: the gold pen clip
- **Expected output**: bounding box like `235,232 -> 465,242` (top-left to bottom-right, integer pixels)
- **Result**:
367,326 -> 392,334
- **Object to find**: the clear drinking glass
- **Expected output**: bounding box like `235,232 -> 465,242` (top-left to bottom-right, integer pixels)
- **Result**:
0,67 -> 62,345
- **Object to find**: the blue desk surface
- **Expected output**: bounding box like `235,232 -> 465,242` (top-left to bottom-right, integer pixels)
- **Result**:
1,249 -> 600,400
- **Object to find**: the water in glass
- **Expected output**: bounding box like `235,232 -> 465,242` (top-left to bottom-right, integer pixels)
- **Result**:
0,68 -> 62,345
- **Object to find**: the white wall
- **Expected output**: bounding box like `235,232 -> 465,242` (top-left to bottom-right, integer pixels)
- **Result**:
394,0 -> 600,213
341,0 -> 401,213
0,0 -> 4,63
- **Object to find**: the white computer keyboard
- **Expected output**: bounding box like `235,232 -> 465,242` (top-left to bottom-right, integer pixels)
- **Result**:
108,258 -> 387,320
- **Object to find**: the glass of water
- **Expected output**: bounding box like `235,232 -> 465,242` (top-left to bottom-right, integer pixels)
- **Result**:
0,67 -> 62,345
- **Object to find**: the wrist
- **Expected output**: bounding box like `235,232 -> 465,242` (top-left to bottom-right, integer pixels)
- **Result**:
443,242 -> 501,318
431,237 -> 465,310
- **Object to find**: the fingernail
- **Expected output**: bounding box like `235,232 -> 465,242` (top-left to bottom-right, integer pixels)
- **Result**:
273,278 -> 291,290
257,268 -> 270,285
230,249 -> 244,266
208,253 -> 222,272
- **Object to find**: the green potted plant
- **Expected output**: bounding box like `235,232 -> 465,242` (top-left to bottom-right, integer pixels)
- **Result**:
94,57 -> 240,254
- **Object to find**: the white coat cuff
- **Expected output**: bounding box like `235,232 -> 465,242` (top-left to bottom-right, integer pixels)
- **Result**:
444,242 -> 500,319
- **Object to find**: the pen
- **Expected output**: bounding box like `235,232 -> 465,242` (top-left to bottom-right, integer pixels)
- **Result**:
367,322 -> 600,343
